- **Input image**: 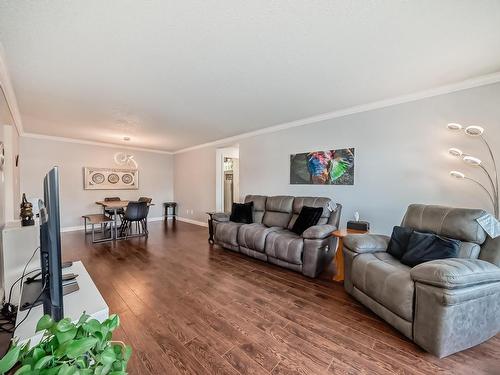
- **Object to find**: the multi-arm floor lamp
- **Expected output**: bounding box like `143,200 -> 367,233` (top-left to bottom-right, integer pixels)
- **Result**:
447,123 -> 499,219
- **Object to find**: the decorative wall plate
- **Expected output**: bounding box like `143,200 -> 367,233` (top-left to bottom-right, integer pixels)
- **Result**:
84,167 -> 139,190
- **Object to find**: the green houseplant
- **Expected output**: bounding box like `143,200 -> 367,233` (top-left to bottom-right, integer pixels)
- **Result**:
0,313 -> 131,375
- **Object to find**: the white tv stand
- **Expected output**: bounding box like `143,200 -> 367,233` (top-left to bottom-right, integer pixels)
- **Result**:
14,261 -> 109,345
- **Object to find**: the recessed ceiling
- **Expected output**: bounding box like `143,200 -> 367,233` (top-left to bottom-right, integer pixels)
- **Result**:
1,1 -> 500,152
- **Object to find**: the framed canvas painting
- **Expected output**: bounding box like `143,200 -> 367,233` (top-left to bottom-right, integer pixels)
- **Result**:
83,167 -> 139,190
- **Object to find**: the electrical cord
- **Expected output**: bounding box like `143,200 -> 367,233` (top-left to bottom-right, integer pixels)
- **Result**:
18,247 -> 40,299
7,269 -> 41,306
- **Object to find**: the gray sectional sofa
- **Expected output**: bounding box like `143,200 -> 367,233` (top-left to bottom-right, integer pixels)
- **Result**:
213,195 -> 342,278
343,204 -> 500,357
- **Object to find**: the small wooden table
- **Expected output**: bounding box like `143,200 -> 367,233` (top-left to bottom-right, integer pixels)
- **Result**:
332,228 -> 369,282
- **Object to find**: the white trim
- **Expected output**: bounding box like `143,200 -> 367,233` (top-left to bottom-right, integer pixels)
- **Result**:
0,43 -> 24,135
174,71 -> 500,154
176,216 -> 208,227
22,132 -> 173,155
61,216 -> 166,232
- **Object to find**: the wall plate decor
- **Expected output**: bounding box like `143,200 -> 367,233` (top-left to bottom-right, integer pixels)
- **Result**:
84,167 -> 139,190
290,148 -> 355,185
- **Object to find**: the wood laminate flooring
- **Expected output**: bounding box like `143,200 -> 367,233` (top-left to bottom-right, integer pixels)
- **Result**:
59,220 -> 499,374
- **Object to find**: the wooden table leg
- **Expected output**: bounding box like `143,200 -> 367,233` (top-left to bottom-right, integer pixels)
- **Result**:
333,237 -> 344,282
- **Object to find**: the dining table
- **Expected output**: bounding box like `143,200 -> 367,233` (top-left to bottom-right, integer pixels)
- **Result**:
95,200 -> 154,240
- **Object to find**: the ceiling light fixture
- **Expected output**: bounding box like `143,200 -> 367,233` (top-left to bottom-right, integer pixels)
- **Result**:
447,123 -> 462,130
464,125 -> 484,136
463,156 -> 482,166
448,148 -> 463,157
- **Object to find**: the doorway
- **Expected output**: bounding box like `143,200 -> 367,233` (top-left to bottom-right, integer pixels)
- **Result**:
215,146 -> 239,213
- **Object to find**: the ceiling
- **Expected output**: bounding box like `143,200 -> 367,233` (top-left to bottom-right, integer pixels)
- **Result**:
1,1 -> 500,152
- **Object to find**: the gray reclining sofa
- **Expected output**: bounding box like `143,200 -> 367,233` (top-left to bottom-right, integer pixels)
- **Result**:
213,195 -> 342,278
343,204 -> 500,357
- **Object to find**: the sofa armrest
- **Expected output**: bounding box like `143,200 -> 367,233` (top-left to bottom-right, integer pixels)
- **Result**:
212,212 -> 230,222
411,258 -> 500,289
343,234 -> 390,254
302,225 -> 336,239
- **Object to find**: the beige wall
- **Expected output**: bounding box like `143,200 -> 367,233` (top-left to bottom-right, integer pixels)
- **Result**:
174,146 -> 216,223
20,137 -> 173,228
174,82 -> 500,234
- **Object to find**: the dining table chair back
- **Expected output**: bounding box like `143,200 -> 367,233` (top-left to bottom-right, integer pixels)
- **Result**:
138,196 -> 153,204
104,196 -> 121,201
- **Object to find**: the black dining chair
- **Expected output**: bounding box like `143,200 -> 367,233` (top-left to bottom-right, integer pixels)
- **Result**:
119,201 -> 149,238
138,196 -> 152,204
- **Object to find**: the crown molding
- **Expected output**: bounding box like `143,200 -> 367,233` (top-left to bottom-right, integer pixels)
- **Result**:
174,71 -> 500,154
22,132 -> 173,155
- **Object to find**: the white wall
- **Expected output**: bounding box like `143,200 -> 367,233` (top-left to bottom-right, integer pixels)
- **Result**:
174,82 -> 500,234
20,137 -> 174,229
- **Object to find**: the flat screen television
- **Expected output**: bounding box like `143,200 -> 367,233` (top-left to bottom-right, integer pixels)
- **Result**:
19,167 -> 64,321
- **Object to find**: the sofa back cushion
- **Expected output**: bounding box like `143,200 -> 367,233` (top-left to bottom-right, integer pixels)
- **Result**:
288,197 -> 332,229
244,195 -> 267,224
458,242 -> 481,259
262,196 -> 294,228
401,204 -> 487,245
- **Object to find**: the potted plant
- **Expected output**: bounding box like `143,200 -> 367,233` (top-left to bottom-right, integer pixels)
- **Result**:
0,313 -> 131,374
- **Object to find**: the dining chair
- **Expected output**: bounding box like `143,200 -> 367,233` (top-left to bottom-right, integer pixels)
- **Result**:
119,201 -> 149,238
104,196 -> 124,217
138,196 -> 152,203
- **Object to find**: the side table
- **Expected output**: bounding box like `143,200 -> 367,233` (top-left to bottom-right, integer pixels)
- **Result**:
332,228 -> 369,282
207,212 -> 215,244
164,202 -> 177,220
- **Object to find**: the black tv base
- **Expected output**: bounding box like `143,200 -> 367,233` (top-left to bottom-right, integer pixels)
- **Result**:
19,279 -> 79,311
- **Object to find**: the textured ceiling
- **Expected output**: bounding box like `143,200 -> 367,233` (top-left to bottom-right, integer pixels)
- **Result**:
1,1 -> 500,151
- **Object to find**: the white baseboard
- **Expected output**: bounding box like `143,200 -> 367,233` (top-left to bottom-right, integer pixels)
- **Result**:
61,216 -> 167,232
176,216 -> 208,227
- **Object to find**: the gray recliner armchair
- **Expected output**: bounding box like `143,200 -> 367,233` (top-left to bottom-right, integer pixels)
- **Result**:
343,204 -> 500,357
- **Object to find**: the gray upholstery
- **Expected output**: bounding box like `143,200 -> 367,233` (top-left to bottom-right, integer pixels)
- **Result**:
265,230 -> 304,265
213,195 -> 342,278
410,258 -> 500,289
352,252 -> 414,321
343,204 -> 500,358
288,197 -> 332,228
302,224 -> 336,239
401,204 -> 487,244
244,195 -> 267,224
238,223 -> 279,253
262,196 -> 294,228
343,234 -> 390,253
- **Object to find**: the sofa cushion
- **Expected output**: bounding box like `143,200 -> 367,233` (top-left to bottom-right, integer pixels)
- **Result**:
238,223 -> 280,253
458,241 -> 480,259
401,204 -> 487,245
244,195 -> 267,224
265,230 -> 304,265
291,206 -> 323,235
288,197 -> 332,228
215,221 -> 244,247
262,196 -> 294,228
387,226 -> 413,259
230,202 -> 253,224
401,232 -> 460,267
352,252 -> 414,321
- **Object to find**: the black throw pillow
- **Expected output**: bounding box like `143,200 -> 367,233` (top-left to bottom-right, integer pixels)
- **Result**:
401,231 -> 460,267
229,202 -> 253,224
387,226 -> 414,259
291,206 -> 323,235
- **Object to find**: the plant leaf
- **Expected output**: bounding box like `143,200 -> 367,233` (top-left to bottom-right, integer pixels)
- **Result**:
106,315 -> 120,332
13,364 -> 31,375
40,365 -> 61,375
56,319 -> 75,333
100,347 -> 116,366
56,327 -> 78,344
77,312 -> 90,326
32,347 -> 46,363
123,345 -> 132,363
66,337 -> 98,359
82,319 -> 101,333
36,315 -> 55,332
34,355 -> 54,370
58,363 -> 78,375
0,345 -> 21,374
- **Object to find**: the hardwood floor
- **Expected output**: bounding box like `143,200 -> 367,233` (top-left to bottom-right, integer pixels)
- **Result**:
61,220 -> 500,375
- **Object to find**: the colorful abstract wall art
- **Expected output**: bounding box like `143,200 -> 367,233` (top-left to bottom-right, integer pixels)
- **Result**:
290,148 -> 355,185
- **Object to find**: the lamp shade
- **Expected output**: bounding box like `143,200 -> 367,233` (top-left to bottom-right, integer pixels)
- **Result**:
465,125 -> 484,136
450,171 -> 465,179
447,123 -> 462,130
463,156 -> 482,166
448,148 -> 463,157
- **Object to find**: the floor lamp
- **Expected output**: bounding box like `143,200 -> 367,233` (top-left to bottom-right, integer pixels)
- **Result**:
447,123 -> 499,219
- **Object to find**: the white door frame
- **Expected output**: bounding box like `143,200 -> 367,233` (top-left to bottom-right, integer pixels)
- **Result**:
215,146 -> 239,212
